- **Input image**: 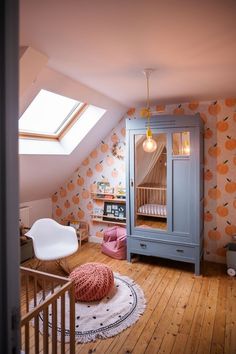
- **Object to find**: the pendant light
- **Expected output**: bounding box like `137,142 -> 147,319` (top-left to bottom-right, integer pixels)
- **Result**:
142,69 -> 157,153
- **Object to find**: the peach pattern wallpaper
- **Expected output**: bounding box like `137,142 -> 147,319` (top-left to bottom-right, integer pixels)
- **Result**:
52,98 -> 236,264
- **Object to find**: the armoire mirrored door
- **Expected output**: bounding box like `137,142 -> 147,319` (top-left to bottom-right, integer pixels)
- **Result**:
133,132 -> 168,231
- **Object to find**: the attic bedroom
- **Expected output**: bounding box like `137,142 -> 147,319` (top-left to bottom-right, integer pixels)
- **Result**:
1,0 -> 236,353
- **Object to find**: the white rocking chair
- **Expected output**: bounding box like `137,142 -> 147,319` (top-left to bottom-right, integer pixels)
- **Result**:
26,218 -> 78,274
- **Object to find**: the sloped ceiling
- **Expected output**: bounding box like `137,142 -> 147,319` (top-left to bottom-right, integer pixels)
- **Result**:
20,0 -> 236,106
19,0 -> 236,202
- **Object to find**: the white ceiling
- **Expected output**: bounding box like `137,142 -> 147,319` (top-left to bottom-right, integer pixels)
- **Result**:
20,0 -> 236,107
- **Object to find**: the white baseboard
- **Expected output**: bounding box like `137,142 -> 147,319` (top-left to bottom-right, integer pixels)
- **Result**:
89,236 -> 103,244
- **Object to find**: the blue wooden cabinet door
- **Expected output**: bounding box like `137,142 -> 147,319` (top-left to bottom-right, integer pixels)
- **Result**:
168,127 -> 197,242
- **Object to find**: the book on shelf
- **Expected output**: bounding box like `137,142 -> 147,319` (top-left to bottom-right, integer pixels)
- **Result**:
116,194 -> 126,199
96,193 -> 106,198
93,207 -> 104,217
104,194 -> 114,199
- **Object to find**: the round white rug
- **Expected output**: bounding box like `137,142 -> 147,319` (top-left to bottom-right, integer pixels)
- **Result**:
36,273 -> 146,343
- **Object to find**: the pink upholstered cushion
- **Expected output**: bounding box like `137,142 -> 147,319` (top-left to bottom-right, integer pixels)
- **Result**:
101,240 -> 127,260
103,226 -> 126,242
116,235 -> 126,249
69,263 -> 114,302
116,227 -> 126,238
103,226 -> 119,241
101,226 -> 127,260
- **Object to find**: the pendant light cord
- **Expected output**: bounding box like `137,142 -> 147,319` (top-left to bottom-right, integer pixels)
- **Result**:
142,68 -> 157,152
146,70 -> 150,111
144,69 -> 153,136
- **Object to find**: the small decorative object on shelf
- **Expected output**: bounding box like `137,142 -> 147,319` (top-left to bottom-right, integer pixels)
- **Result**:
116,186 -> 126,199
90,214 -> 103,222
93,207 -> 104,217
97,181 -> 111,194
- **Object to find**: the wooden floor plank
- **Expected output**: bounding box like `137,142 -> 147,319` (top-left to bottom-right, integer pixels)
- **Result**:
170,276 -> 203,354
225,278 -> 236,354
156,274 -> 195,354
210,274 -> 227,354
230,281 -> 236,354
144,272 -> 193,354
196,278 -> 219,354
131,270 -> 182,354
183,277 -> 211,354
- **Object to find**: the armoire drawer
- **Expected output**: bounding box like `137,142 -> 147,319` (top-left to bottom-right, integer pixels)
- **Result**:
129,238 -> 195,261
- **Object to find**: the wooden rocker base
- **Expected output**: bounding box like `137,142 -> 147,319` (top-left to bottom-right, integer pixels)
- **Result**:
30,257 -> 71,276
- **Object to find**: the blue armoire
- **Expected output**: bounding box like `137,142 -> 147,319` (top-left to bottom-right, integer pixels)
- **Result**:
126,114 -> 204,275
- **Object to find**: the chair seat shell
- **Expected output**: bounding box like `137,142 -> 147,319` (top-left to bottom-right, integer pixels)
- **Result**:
26,218 -> 78,261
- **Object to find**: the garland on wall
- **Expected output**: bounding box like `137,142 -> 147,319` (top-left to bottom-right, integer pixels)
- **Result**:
111,140 -> 126,160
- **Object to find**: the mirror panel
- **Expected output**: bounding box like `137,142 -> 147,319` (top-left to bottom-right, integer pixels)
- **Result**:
172,131 -> 190,156
134,133 -> 167,231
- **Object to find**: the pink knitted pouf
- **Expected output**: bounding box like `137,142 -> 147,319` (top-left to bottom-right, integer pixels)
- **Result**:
69,263 -> 114,302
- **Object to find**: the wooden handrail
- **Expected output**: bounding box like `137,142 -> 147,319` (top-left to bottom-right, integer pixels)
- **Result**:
20,266 -> 69,283
21,281 -> 74,325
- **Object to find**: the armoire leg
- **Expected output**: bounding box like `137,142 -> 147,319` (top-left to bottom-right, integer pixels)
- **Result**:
194,261 -> 201,276
127,252 -> 131,262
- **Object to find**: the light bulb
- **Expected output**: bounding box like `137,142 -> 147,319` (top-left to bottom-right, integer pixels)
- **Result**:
184,145 -> 190,155
183,141 -> 190,155
143,137 -> 157,153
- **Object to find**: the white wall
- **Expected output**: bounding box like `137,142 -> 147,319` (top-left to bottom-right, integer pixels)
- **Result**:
20,198 -> 52,227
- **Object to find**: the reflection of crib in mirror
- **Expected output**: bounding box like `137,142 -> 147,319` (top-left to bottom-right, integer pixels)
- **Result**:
136,183 -> 167,218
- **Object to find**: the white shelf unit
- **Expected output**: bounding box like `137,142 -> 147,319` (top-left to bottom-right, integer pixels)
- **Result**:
90,191 -> 126,226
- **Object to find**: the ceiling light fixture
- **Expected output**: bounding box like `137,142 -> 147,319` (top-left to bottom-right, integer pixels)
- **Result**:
142,68 -> 157,153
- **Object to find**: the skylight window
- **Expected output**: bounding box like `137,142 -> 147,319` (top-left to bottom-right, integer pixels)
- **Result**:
19,89 -> 85,137
18,89 -> 106,155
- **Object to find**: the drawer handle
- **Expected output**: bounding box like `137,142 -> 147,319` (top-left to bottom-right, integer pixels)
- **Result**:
140,243 -> 147,249
176,249 -> 184,253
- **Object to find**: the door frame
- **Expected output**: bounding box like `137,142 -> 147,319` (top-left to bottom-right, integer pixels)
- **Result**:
0,0 -> 20,352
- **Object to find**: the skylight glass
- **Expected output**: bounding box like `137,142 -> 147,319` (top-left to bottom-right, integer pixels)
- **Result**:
19,89 -> 83,135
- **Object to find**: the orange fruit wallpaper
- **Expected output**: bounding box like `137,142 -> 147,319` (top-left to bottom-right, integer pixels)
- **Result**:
52,98 -> 236,264
52,117 -> 126,240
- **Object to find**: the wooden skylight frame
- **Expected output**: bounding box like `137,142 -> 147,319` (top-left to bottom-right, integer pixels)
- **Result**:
19,102 -> 89,141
